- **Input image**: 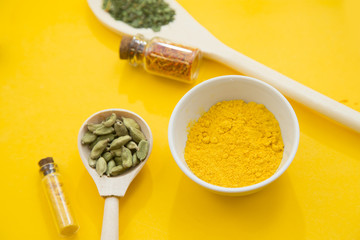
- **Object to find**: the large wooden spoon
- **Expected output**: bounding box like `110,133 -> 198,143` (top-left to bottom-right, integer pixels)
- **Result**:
78,109 -> 153,240
87,0 -> 360,133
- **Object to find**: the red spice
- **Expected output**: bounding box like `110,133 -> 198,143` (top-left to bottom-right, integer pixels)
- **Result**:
120,34 -> 202,83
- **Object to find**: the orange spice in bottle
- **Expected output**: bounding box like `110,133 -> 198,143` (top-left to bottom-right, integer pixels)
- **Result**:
119,34 -> 202,83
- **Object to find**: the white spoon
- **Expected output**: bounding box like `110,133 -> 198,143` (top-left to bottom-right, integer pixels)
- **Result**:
87,0 -> 360,133
78,109 -> 153,240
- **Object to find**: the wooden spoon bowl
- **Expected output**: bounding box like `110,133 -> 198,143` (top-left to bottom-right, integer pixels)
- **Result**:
78,108 -> 152,240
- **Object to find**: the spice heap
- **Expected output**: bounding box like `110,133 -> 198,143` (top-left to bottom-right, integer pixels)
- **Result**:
81,113 -> 149,177
184,100 -> 284,188
103,0 -> 175,32
120,34 -> 202,83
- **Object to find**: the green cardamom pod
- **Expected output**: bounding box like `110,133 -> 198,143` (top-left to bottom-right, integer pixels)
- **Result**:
122,117 -> 140,130
109,135 -> 132,150
114,121 -> 128,136
96,157 -> 107,177
90,139 -> 109,159
129,127 -> 146,143
103,113 -> 117,127
126,141 -> 138,151
81,131 -> 97,145
93,125 -> 114,135
132,153 -> 140,167
106,160 -> 116,176
121,146 -> 133,168
114,156 -> 122,165
88,157 -> 97,168
102,151 -> 113,162
136,140 -> 149,161
111,148 -> 122,157
89,134 -> 116,149
110,165 -> 125,176
87,123 -> 103,132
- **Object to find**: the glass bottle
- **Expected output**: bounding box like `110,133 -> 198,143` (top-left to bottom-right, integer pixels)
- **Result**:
119,34 -> 202,83
39,157 -> 79,237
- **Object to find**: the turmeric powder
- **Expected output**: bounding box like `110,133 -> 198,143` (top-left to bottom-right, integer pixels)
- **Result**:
184,100 -> 284,188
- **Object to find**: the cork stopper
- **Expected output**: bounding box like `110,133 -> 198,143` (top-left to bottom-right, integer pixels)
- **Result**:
119,35 -> 133,59
38,157 -> 54,167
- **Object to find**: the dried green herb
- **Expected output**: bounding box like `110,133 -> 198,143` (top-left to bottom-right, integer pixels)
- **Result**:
103,0 -> 176,32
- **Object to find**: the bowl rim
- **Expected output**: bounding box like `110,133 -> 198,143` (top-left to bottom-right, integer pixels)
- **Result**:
168,75 -> 300,194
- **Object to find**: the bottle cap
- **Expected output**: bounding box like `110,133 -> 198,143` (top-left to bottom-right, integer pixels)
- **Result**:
38,157 -> 54,167
119,35 -> 133,59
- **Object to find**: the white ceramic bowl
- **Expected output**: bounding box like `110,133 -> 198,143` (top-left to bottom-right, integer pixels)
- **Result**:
168,75 -> 299,196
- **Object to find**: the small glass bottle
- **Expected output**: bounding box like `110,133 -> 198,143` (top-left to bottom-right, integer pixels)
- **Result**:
39,157 -> 79,237
119,34 -> 202,83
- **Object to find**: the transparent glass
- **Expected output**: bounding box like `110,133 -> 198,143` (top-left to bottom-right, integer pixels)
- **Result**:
40,163 -> 79,236
127,34 -> 202,83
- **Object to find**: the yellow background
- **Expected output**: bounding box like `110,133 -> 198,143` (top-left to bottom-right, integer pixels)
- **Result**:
1,0 -> 360,239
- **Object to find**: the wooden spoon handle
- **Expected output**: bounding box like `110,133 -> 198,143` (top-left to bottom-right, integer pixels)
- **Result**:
101,196 -> 119,240
204,39 -> 360,133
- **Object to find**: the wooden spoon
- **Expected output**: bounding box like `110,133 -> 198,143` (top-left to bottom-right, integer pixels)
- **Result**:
78,109 -> 153,240
87,0 -> 360,133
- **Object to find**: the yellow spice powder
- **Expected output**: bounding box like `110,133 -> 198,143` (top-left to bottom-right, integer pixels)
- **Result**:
184,100 -> 284,188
